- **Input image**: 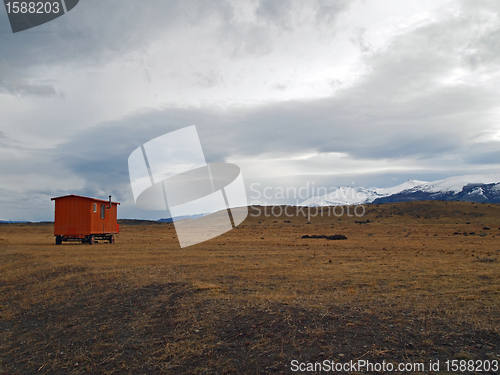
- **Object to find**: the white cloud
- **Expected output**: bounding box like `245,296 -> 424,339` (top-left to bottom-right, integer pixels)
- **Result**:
1,0 -> 500,220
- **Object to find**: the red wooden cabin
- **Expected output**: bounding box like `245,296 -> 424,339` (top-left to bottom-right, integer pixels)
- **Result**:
51,195 -> 120,245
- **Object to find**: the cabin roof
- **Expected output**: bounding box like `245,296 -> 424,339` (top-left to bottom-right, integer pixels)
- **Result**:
51,194 -> 120,205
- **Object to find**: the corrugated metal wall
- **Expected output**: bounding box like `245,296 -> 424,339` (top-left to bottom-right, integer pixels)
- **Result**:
90,201 -> 119,234
53,196 -> 119,237
54,196 -> 91,237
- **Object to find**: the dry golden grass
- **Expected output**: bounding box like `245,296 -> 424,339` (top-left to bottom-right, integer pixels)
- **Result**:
0,201 -> 499,374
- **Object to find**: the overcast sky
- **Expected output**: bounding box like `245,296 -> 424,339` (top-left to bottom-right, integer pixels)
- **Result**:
1,0 -> 499,220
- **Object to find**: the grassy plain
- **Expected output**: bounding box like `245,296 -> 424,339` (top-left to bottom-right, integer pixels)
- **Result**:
0,201 -> 499,374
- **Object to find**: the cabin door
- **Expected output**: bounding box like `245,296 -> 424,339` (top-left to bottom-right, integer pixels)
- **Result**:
100,204 -> 106,233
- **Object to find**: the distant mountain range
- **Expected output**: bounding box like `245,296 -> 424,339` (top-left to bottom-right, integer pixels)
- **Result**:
3,175 -> 499,222
300,174 -> 500,206
157,213 -> 208,223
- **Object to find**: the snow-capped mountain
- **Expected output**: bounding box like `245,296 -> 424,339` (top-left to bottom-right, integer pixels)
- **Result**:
395,174 -> 500,195
373,174 -> 500,204
300,180 -> 426,206
300,174 -> 500,206
300,186 -> 381,206
374,180 -> 428,196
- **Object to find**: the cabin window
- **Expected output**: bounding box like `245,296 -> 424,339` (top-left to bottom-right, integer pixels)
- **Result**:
94,203 -> 97,212
101,204 -> 105,219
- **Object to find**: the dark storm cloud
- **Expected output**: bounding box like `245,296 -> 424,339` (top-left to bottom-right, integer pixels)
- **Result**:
255,0 -> 296,29
50,88 -> 491,205
463,142 -> 500,165
0,77 -> 56,97
0,131 -> 9,147
0,0 -> 350,82
0,130 -> 24,149
0,61 -> 56,97
53,89 -> 481,168
48,0 -> 500,203
0,1 -> 202,67
255,0 -> 351,29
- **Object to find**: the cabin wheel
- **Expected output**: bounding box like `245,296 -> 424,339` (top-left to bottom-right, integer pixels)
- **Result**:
109,235 -> 114,244
88,235 -> 95,245
55,236 -> 62,245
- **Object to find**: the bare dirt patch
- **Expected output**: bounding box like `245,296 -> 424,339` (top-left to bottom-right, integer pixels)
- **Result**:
0,201 -> 499,374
